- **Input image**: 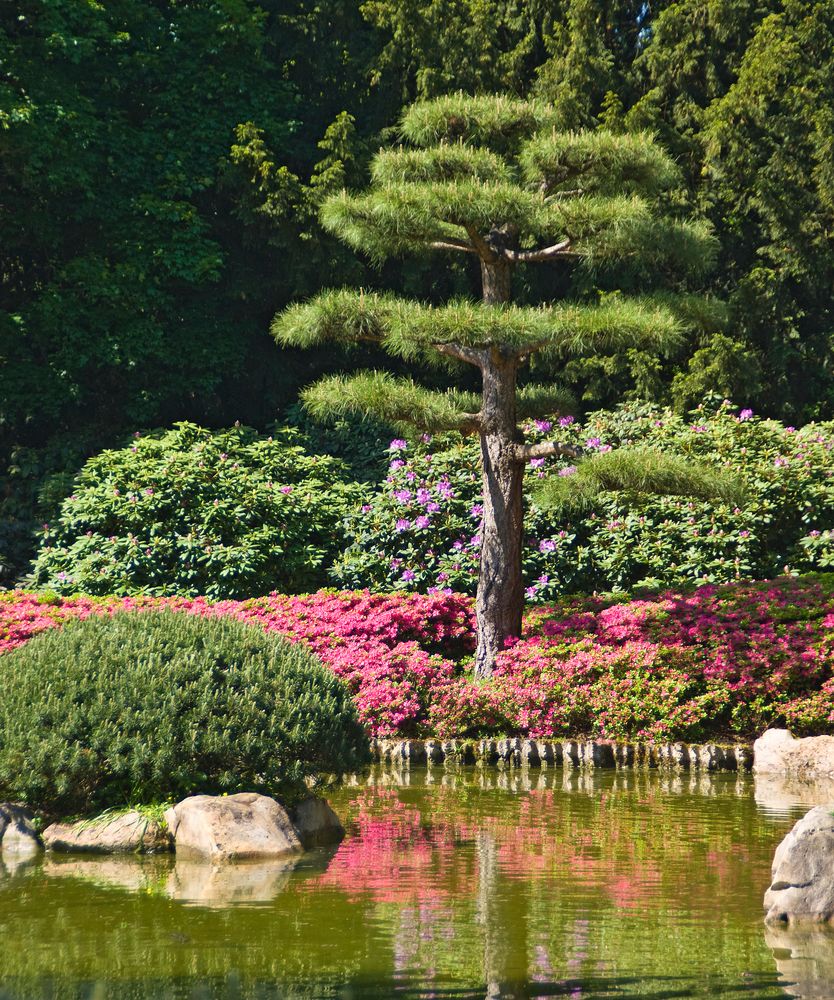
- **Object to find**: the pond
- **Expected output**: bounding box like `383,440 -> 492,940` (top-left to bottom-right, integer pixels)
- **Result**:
0,767 -> 832,999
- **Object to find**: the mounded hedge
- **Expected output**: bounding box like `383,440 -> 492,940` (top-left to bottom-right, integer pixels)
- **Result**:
0,609 -> 370,815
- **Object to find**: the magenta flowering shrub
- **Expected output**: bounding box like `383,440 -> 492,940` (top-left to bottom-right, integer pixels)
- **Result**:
333,400 -> 834,599
2,575 -> 834,740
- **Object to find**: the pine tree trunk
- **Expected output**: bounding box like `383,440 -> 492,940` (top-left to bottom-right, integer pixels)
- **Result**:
480,257 -> 512,305
474,351 -> 524,679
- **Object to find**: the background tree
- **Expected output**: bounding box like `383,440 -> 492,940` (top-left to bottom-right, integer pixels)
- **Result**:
274,94 -> 736,676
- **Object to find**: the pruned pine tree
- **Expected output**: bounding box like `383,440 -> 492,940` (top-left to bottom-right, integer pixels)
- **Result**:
273,94 -> 732,678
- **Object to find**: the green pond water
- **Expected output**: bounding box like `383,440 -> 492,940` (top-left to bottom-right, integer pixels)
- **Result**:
1,767 -> 833,1000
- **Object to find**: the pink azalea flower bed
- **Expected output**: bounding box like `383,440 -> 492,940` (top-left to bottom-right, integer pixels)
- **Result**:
2,575 -> 834,741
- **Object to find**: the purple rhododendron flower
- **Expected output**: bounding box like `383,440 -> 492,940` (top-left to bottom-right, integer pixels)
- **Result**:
394,489 -> 412,503
414,515 -> 430,530
559,465 -> 577,477
539,539 -> 556,552
530,457 -> 546,469
534,419 -> 553,433
395,518 -> 410,532
738,408 -> 753,421
389,439 -> 408,450
471,504 -> 483,517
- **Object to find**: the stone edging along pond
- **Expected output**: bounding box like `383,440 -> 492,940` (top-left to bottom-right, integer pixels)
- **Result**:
371,737 -> 754,772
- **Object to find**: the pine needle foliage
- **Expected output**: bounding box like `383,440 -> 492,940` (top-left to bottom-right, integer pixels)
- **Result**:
399,92 -> 560,149
274,289 -> 693,360
273,93 -> 728,675
302,372 -> 578,433
0,610 -> 370,816
519,130 -> 682,195
536,448 -> 745,512
303,372 -> 483,433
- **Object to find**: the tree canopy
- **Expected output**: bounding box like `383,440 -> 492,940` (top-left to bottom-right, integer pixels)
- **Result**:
273,94 -> 733,674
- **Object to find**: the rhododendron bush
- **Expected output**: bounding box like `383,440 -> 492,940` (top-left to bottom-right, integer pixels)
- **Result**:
333,400 -> 834,599
3,575 -> 833,740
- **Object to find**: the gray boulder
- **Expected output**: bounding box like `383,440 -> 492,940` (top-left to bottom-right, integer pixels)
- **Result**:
754,729 -> 834,778
764,806 -> 834,924
289,796 -> 344,849
164,792 -> 344,860
43,811 -> 171,854
0,803 -> 41,858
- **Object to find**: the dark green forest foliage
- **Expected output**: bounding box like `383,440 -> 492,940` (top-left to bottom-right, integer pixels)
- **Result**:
2,0 -> 833,582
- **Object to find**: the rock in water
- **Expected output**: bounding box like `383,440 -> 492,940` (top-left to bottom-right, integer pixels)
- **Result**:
289,796 -> 344,849
164,792 -> 344,860
764,806 -> 834,924
754,729 -> 834,778
43,811 -> 171,854
0,803 -> 42,857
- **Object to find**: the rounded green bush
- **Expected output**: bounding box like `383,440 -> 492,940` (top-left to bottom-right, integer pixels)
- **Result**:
29,421 -> 368,599
0,610 -> 370,816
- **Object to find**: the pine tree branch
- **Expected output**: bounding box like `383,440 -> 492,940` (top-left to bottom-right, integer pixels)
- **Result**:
429,238 -> 478,254
433,342 -> 488,367
504,239 -> 572,263
465,224 -> 499,262
515,441 -> 586,461
534,448 -> 746,512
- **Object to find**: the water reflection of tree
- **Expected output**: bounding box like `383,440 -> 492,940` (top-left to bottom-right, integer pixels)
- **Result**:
477,829 -> 529,998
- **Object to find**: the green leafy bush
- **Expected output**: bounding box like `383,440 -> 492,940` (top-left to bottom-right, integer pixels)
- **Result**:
333,400 -> 834,598
29,422 -> 368,599
0,610 -> 370,816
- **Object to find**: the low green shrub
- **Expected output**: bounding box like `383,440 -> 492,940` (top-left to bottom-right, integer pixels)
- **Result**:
29,422 -> 368,599
0,610 -> 370,816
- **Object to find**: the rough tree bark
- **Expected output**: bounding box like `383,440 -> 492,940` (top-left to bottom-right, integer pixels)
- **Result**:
473,255 -> 526,679
480,256 -> 512,305
474,351 -> 525,678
